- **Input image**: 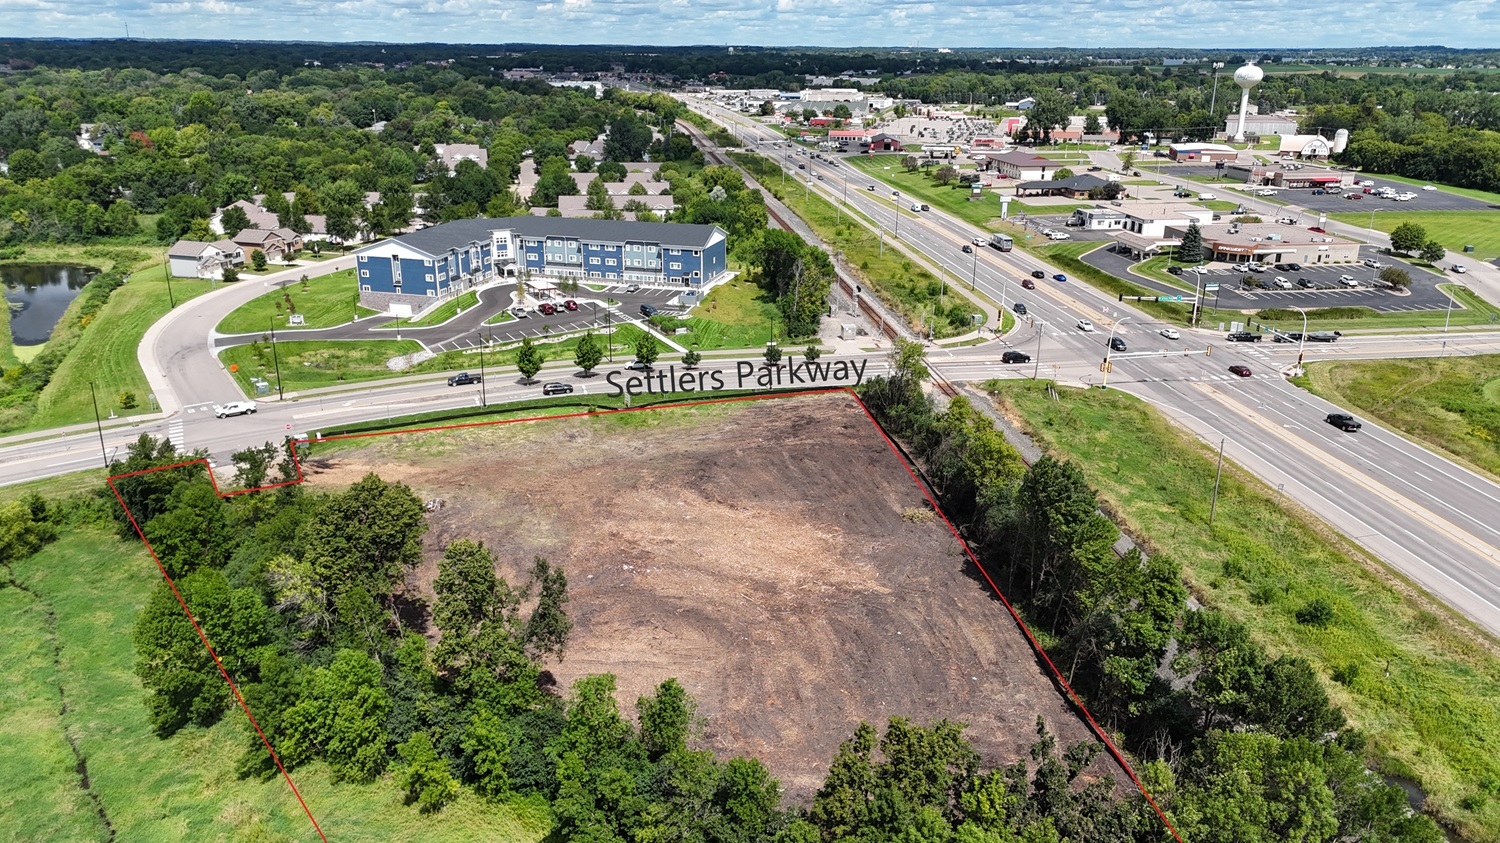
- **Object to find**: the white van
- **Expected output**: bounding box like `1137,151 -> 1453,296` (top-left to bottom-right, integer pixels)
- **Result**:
1197,192 -> 1217,200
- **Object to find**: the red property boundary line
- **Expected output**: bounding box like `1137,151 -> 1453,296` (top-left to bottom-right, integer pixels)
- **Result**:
106,387 -> 1180,842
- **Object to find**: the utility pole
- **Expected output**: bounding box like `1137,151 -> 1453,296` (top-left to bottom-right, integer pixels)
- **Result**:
477,332 -> 487,407
1032,321 -> 1044,380
268,318 -> 284,400
89,381 -> 110,470
1208,438 -> 1227,529
1209,62 -> 1225,129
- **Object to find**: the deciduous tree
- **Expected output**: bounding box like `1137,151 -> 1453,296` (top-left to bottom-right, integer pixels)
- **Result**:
516,337 -> 544,382
1389,221 -> 1428,254
574,331 -> 603,374
299,472 -> 426,602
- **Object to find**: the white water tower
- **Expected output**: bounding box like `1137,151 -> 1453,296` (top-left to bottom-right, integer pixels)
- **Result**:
1231,61 -> 1264,143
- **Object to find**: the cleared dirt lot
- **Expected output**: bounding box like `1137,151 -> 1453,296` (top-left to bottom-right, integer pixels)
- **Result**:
306,393 -> 1107,800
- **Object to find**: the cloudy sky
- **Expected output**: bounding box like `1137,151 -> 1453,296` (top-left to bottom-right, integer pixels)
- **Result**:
5,0 -> 1497,48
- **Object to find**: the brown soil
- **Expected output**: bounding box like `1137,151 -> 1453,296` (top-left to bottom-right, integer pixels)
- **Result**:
306,393 -> 1110,801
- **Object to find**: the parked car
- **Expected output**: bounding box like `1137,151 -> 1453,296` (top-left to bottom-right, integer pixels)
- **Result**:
1012,302 -> 1028,315
447,372 -> 482,387
1077,319 -> 1095,332
1307,226 -> 1327,233
1344,193 -> 1363,200
624,283 -> 641,293
564,299 -> 579,311
541,382 -> 574,396
1287,263 -> 1303,271
1020,278 -> 1036,290
1031,270 -> 1046,280
1339,275 -> 1359,287
510,306 -> 530,318
1247,263 -> 1268,273
1160,328 -> 1181,340
1274,264 -> 1290,271
1053,273 -> 1068,282
1273,277 -> 1293,289
1229,365 -> 1253,377
1002,351 -> 1031,364
640,303 -> 659,317
1363,258 -> 1385,269
538,302 -> 557,315
1088,165 -> 1103,171
1108,337 -> 1127,352
213,401 -> 257,418
1297,277 -> 1317,288
1326,412 -> 1363,431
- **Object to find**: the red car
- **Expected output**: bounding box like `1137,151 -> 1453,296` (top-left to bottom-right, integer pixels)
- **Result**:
1229,365 -> 1252,377
564,299 -> 578,311
1307,226 -> 1326,233
538,302 -> 557,315
1021,278 -> 1036,289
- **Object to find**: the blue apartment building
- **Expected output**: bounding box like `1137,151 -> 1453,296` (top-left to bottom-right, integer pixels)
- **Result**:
353,216 -> 728,313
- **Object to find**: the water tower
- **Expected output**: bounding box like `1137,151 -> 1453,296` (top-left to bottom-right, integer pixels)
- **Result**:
1231,61 -> 1264,143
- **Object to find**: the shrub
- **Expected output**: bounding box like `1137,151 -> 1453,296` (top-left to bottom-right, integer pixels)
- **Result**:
1295,597 -> 1335,627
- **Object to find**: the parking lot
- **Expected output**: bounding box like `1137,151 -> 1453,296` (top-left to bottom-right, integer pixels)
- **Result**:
1081,243 -> 1452,313
1171,165 -> 1493,214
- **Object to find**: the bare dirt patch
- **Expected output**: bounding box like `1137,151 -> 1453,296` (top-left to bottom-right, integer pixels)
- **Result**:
306,393 -> 1108,800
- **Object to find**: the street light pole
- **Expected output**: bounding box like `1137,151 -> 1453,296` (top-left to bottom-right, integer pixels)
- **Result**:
268,318 -> 284,400
1100,316 -> 1129,389
1443,283 -> 1457,333
477,331 -> 487,407
1291,305 -> 1308,372
1191,267 -> 1205,328
970,249 -> 978,292
1032,321 -> 1044,380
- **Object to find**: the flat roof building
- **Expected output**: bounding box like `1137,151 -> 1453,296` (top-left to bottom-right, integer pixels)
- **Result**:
1170,222 -> 1359,265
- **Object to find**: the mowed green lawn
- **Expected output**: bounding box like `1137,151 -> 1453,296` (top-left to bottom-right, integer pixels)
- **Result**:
33,264 -> 214,429
842,155 -> 1003,228
984,380 -> 1500,842
686,277 -> 778,349
3,527 -> 550,842
1327,210 -> 1500,260
216,269 -> 367,334
1300,355 -> 1500,480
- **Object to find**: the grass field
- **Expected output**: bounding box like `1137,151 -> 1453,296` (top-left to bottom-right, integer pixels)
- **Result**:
216,269 -> 365,334
1298,355 -> 1500,481
34,262 -> 214,429
685,277 -> 778,348
842,155 -> 1002,228
734,152 -> 986,337
984,379 -> 1500,842
408,290 -> 480,327
220,325 -> 651,395
1327,210 -> 1500,260
2,527 -> 551,843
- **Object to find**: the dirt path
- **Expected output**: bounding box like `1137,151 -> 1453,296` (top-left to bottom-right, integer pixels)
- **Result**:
307,393 -> 1108,801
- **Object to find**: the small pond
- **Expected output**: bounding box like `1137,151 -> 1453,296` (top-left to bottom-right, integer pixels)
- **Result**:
2,264 -> 99,347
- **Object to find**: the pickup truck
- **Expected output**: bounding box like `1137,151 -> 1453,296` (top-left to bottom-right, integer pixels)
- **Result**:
213,401 -> 257,418
447,372 -> 482,386
1226,331 -> 1263,343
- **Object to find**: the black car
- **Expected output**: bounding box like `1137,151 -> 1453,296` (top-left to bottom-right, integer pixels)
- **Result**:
962,244 -> 974,253
1326,413 -> 1362,432
1031,270 -> 1046,280
640,303 -> 659,317
1287,263 -> 1303,271
1167,266 -> 1183,275
1226,331 -> 1263,343
1002,351 -> 1031,364
447,372 -> 482,386
1108,337 -> 1127,352
1274,264 -> 1290,271
1296,277 -> 1316,288
541,382 -> 574,396
1012,302 -> 1028,315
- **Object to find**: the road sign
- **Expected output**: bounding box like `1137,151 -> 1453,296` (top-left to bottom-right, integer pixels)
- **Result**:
1204,283 -> 1220,292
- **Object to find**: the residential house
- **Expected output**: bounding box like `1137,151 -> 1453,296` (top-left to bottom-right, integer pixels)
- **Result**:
166,239 -> 244,279
433,143 -> 488,174
232,227 -> 303,261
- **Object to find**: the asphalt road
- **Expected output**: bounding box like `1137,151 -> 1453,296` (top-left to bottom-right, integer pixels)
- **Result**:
699,98 -> 1500,639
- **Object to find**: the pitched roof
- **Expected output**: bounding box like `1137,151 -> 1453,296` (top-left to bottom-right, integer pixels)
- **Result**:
1016,173 -> 1110,192
376,216 -> 723,257
992,150 -> 1052,167
167,240 -> 211,259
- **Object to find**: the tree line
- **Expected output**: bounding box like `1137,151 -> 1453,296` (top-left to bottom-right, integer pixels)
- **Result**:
856,341 -> 1443,843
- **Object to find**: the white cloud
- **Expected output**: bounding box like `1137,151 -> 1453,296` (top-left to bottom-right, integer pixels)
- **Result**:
3,0 -> 1498,47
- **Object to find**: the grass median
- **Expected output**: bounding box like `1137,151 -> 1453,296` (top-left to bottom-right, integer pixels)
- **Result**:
220,325 -> 651,395
983,378 -> 1500,842
1297,354 -> 1500,481
407,290 -> 481,327
215,269 -> 370,334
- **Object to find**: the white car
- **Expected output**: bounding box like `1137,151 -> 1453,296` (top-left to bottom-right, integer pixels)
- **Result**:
1273,277 -> 1293,289
1160,328 -> 1181,340
1363,259 -> 1385,269
1197,192 -> 1217,201
1423,184 -> 1437,191
1451,264 -> 1468,274
213,401 -> 257,419
1247,263 -> 1268,273
1077,319 -> 1096,332
1339,275 -> 1359,287
972,236 -> 986,246
1256,189 -> 1278,196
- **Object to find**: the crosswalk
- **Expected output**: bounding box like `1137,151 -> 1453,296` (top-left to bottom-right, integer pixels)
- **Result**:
167,419 -> 185,452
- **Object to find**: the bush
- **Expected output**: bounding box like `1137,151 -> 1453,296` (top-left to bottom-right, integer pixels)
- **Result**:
117,390 -> 138,409
1253,307 -> 1371,321
1295,597 -> 1336,627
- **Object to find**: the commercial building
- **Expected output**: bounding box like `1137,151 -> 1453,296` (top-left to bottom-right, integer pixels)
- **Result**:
1015,173 -> 1111,198
1221,112 -> 1300,137
1169,221 -> 1359,265
1167,142 -> 1238,163
1110,201 -> 1215,238
1243,166 -> 1354,189
1071,207 -> 1129,231
987,150 -> 1056,181
1277,134 -> 1333,159
353,217 -> 728,314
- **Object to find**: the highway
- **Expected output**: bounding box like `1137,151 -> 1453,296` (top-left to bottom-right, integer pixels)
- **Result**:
685,96 -> 1500,639
3,100 -> 1500,641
